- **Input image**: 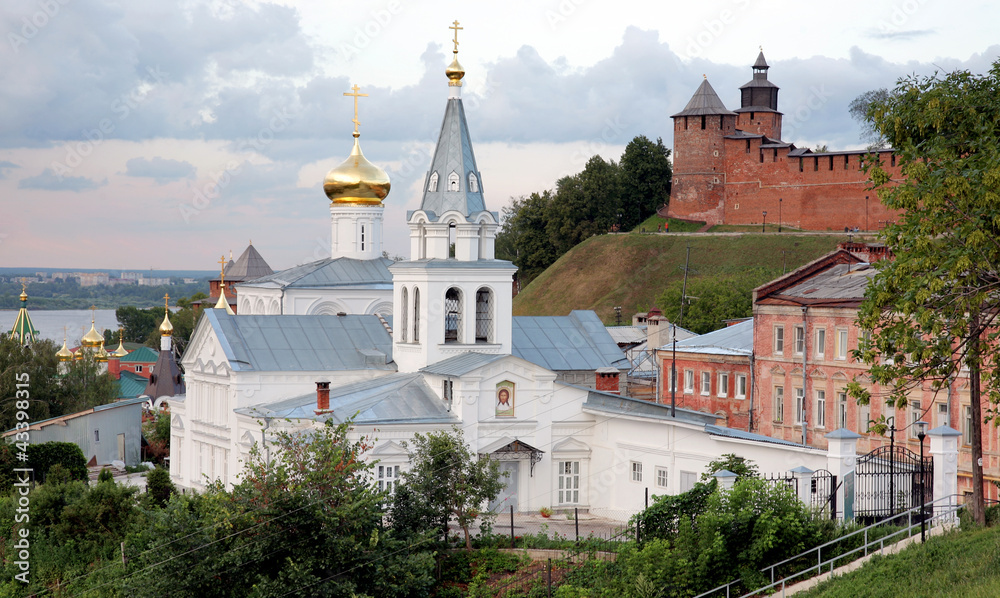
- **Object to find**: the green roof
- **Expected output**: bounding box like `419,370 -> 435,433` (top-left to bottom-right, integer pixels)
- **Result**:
120,346 -> 159,363
9,296 -> 39,344
117,371 -> 148,399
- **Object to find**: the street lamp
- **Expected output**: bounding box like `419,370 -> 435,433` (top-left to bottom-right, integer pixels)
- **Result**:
916,420 -> 929,542
887,416 -> 897,519
762,211 -> 767,232
778,198 -> 782,232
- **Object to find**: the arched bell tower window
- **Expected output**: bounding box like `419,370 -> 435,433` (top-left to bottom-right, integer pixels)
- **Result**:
468,172 -> 479,193
476,287 -> 494,343
428,172 -> 438,192
444,287 -> 463,343
413,288 -> 420,343
448,171 -> 460,191
400,287 -> 408,342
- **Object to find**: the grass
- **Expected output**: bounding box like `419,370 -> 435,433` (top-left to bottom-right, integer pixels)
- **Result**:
512,232 -> 846,321
797,524 -> 1000,597
632,214 -> 706,233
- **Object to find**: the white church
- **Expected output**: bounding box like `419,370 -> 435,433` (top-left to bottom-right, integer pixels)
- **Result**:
168,26 -> 828,516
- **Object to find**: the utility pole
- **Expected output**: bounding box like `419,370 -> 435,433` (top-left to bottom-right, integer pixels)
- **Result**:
670,246 -> 692,418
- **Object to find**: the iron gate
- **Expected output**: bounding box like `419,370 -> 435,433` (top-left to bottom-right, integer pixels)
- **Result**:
810,469 -> 838,518
854,444 -> 932,524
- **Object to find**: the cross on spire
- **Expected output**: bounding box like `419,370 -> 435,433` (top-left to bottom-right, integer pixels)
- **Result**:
163,293 -> 170,311
218,255 -> 227,284
343,84 -> 368,137
450,20 -> 462,53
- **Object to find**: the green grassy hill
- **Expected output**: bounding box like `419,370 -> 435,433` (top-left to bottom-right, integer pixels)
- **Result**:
512,232 -> 859,321
798,524 -> 1000,597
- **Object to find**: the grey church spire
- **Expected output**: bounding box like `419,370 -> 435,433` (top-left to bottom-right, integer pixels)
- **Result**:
418,20 -> 487,221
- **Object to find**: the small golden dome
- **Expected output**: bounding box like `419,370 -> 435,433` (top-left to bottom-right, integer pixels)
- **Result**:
81,322 -> 104,348
159,311 -> 174,336
446,54 -> 465,86
56,339 -> 73,362
96,342 -> 109,363
323,137 -> 391,205
113,338 -> 129,358
19,290 -> 27,302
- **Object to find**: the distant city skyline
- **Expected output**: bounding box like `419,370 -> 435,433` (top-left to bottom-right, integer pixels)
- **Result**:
2,0 -> 999,270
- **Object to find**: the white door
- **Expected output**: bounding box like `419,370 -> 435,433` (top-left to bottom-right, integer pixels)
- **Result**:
490,461 -> 519,513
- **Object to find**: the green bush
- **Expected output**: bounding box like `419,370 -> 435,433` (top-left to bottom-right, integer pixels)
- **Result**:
27,442 -> 88,483
145,467 -> 174,508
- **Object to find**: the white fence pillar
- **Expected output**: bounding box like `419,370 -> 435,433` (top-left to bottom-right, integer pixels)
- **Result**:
825,428 -> 862,521
790,465 -> 814,507
928,425 -> 961,523
714,469 -> 738,493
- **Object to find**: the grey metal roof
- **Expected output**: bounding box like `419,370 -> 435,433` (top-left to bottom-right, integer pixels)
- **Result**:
705,424 -> 811,448
236,373 -> 456,425
781,263 -> 875,301
225,244 -> 273,281
420,352 -> 508,377
582,391 -> 718,425
238,257 -> 393,290
753,51 -> 769,69
672,79 -> 736,117
606,325 -> 646,345
512,310 -> 628,372
419,97 -> 488,221
198,309 -> 394,372
670,319 -> 754,356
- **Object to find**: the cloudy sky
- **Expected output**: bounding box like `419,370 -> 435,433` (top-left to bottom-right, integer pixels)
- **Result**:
2,0 -> 998,271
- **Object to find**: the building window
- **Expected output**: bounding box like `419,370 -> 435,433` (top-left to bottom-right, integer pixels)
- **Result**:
859,401 -> 871,433
773,326 -> 784,354
656,467 -> 669,488
668,368 -> 677,392
794,326 -> 805,355
909,401 -> 922,439
427,172 -> 439,192
360,224 -> 365,251
94,430 -> 100,443
135,365 -> 143,373
444,287 -> 462,343
475,288 -> 494,343
963,405 -> 973,445
815,328 -> 826,359
377,465 -> 400,494
774,386 -> 784,422
684,369 -> 694,393
836,328 -> 848,360
701,115 -> 706,129
558,461 -> 580,504
443,379 -> 453,402
400,287 -> 408,342
794,388 -> 805,424
701,371 -> 711,396
838,392 -> 848,429
448,171 -> 460,191
717,372 -> 729,398
816,390 -> 826,428
680,471 -> 697,492
735,374 -> 747,399
468,172 -> 479,193
413,288 -> 420,342
631,461 -> 642,483
937,402 -> 949,428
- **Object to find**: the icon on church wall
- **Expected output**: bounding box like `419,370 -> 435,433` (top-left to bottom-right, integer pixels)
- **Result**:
495,380 -> 515,417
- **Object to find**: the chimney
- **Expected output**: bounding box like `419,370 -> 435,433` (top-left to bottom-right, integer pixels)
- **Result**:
595,368 -> 620,395
316,381 -> 331,414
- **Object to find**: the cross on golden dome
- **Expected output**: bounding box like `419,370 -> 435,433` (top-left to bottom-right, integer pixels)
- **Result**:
450,20 -> 462,53
163,293 -> 170,310
218,255 -> 227,284
344,84 -> 368,138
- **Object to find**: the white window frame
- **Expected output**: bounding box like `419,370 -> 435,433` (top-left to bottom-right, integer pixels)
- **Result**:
668,368 -> 677,392
815,390 -> 826,428
963,405 -> 973,445
557,461 -> 580,505
836,328 -> 849,360
377,464 -> 401,494
717,372 -> 729,398
684,369 -> 694,393
631,461 -> 643,483
735,374 -> 747,399
679,471 -> 698,492
701,371 -> 711,396
909,401 -> 922,439
794,387 -> 805,424
655,466 -> 669,489
859,401 -> 871,433
838,391 -> 848,429
774,386 -> 784,422
937,402 -> 949,428
794,325 -> 805,356
773,325 -> 785,354
815,328 -> 826,359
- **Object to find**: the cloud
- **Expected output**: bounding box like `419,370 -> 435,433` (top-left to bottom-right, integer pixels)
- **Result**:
124,157 -> 196,183
0,161 -> 19,178
18,169 -> 107,192
867,28 -> 935,40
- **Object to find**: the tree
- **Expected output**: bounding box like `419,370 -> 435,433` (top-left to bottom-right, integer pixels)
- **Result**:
657,268 -> 780,334
495,192 -> 558,288
399,428 -> 506,550
848,62 -> 1000,525
619,135 -> 672,229
848,88 -> 890,149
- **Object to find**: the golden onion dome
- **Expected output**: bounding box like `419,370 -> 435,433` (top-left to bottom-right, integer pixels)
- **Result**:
113,337 -> 129,358
56,339 -> 74,362
159,311 -> 174,336
323,136 -> 391,205
81,322 -> 104,348
96,342 -> 109,363
446,54 -> 465,86
19,289 -> 27,302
